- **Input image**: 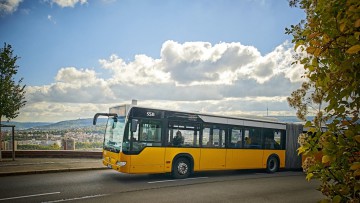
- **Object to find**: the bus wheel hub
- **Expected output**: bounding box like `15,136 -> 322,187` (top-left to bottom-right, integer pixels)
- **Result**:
178,162 -> 188,175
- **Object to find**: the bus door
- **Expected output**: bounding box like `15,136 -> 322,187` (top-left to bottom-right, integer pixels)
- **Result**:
239,128 -> 263,169
128,119 -> 166,173
200,126 -> 226,170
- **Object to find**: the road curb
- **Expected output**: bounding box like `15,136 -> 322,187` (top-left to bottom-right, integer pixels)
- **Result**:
0,167 -> 109,177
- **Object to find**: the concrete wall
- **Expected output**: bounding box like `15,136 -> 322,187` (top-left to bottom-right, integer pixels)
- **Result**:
1,150 -> 102,158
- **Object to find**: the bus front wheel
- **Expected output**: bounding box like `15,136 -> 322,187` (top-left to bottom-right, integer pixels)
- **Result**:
266,156 -> 279,173
172,157 -> 190,179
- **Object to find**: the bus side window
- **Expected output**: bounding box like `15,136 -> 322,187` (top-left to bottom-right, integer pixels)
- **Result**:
231,128 -> 243,148
244,129 -> 251,148
212,128 -> 225,148
139,122 -> 161,143
263,128 -> 274,149
202,126 -> 225,148
273,130 -> 282,149
202,127 -> 212,147
263,129 -> 282,150
168,122 -> 200,147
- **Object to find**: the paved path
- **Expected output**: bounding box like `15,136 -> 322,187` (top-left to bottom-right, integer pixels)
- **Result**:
0,158 -> 107,176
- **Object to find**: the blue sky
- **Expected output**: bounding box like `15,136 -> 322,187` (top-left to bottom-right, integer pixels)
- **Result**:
1,0 -> 305,122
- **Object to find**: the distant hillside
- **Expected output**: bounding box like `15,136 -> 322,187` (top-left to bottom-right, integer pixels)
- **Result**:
270,116 -> 304,123
272,116 -> 315,123
0,122 -> 51,130
32,118 -> 107,130
1,118 -> 107,130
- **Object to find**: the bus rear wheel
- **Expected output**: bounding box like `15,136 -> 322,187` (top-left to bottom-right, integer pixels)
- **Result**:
172,157 -> 190,179
266,156 -> 279,173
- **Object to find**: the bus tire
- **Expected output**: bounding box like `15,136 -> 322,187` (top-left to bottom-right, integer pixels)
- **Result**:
172,157 -> 190,179
266,155 -> 279,173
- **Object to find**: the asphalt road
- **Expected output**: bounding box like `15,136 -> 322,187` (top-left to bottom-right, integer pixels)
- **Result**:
0,170 -> 324,203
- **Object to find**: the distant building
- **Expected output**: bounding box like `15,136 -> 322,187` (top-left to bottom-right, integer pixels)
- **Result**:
1,141 -> 17,150
62,137 -> 75,150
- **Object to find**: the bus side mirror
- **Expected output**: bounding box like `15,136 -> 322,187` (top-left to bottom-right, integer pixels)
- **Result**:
131,119 -> 138,132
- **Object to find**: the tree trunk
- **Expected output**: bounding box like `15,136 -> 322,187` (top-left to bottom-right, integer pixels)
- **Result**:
0,116 -> 2,161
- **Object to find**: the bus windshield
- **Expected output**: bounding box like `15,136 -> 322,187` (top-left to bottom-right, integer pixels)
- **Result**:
104,116 -> 126,153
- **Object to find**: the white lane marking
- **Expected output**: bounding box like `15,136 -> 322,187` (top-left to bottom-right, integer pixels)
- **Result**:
148,177 -> 208,184
0,192 -> 60,201
42,194 -> 108,203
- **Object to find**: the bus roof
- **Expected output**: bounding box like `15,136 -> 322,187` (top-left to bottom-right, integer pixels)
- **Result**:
111,104 -> 287,130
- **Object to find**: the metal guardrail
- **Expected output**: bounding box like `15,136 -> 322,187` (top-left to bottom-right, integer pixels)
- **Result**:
1,150 -> 102,159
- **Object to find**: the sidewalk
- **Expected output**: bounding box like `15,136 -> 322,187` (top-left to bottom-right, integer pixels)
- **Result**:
0,158 -> 107,176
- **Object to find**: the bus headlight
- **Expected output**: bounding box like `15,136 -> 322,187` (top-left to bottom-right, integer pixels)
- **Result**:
116,161 -> 127,167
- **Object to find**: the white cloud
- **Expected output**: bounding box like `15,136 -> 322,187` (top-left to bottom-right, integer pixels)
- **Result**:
17,102 -> 110,122
18,40 -> 305,122
47,15 -> 56,24
26,67 -> 115,104
99,54 -> 170,85
0,0 -> 22,16
51,0 -> 87,8
161,41 -> 261,85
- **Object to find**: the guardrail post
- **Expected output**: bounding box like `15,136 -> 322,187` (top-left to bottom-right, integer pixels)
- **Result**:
12,126 -> 15,161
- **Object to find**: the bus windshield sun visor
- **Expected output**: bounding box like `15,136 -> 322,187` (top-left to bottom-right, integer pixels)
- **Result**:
93,113 -> 118,125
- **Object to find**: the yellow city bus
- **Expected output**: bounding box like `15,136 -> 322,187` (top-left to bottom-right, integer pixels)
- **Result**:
93,103 -> 287,179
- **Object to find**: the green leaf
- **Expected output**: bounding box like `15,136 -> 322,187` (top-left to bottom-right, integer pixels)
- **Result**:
355,135 -> 360,143
311,58 -> 318,67
355,19 -> 360,28
304,121 -> 312,128
332,195 -> 341,203
295,40 -> 304,50
308,127 -> 316,133
340,23 -> 346,32
306,46 -> 316,54
346,45 -> 360,54
319,199 -> 330,203
355,183 -> 360,192
338,135 -> 345,146
355,32 -> 360,40
344,130 -> 354,137
314,48 -> 321,57
307,65 -> 315,71
351,163 -> 360,171
338,106 -> 345,114
355,169 -> 360,177
309,33 -> 318,39
322,155 -> 331,164
297,146 -> 307,155
306,172 -> 314,181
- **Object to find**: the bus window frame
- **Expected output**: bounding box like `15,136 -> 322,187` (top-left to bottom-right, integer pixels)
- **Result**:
123,117 -> 163,154
167,121 -> 201,148
229,127 -> 244,149
243,127 -> 263,149
201,124 -> 228,148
